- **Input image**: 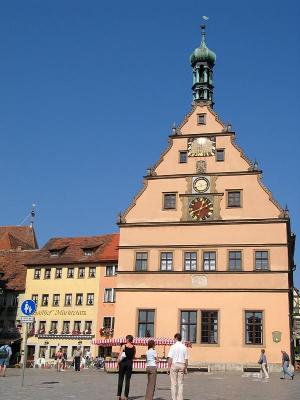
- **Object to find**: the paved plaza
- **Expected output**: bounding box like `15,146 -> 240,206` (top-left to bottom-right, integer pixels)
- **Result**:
0,369 -> 299,400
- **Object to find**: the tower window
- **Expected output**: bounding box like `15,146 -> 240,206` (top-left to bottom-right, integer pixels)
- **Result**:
179,151 -> 188,163
216,149 -> 225,162
227,190 -> 242,208
197,113 -> 206,125
163,193 -> 176,210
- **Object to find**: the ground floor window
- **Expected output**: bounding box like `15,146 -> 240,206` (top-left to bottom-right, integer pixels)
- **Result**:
138,309 -> 155,337
49,346 -> 56,359
39,346 -> 47,358
201,311 -> 218,344
180,310 -> 197,342
245,311 -> 263,345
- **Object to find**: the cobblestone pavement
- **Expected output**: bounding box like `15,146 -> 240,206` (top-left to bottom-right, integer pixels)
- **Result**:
0,369 -> 299,400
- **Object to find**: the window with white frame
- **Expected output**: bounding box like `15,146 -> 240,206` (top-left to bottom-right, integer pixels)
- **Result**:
104,288 -> 115,303
105,265 -> 118,276
87,293 -> 94,305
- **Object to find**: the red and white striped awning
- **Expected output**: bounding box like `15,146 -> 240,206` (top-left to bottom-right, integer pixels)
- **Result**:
91,337 -> 192,347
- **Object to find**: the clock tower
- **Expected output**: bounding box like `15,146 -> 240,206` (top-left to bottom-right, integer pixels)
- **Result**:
114,25 -> 295,371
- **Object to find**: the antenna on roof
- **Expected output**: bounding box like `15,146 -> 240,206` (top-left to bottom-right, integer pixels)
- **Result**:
30,204 -> 36,228
18,203 -> 36,227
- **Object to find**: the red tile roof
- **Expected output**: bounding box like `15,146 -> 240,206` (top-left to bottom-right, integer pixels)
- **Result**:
25,233 -> 119,266
0,226 -> 38,250
0,250 -> 38,291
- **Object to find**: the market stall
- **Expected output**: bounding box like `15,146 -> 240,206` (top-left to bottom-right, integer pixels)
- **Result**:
92,337 -> 192,372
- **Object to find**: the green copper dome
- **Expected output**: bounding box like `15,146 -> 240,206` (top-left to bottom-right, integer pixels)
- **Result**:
190,25 -> 216,66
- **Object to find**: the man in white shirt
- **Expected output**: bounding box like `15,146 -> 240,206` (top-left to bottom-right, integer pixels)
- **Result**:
167,333 -> 188,400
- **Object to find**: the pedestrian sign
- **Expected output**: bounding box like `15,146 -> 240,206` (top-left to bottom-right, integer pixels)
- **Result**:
20,299 -> 36,316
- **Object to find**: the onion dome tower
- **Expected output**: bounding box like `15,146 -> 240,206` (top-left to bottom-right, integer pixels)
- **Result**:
190,25 -> 216,106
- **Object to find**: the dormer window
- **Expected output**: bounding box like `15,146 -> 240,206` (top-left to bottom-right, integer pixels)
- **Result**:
82,246 -> 98,256
49,247 -> 67,257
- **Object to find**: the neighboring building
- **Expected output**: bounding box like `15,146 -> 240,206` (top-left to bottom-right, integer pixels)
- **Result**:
0,226 -> 38,364
23,233 -> 118,363
293,287 -> 300,367
114,26 -> 296,370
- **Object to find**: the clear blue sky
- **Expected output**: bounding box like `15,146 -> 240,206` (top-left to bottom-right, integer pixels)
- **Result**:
0,1 -> 299,285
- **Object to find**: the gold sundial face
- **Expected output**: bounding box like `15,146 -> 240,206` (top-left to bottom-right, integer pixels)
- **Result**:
187,137 -> 216,157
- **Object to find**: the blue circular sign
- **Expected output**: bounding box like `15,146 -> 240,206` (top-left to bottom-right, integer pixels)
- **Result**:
20,299 -> 36,315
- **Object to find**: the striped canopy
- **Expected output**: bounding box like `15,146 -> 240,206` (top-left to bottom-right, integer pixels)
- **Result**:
92,337 -> 192,347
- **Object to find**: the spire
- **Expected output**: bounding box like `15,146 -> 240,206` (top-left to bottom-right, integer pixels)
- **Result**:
190,24 -> 216,106
30,204 -> 36,228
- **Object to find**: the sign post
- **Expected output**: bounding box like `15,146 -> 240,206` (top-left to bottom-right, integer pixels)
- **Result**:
20,299 -> 36,387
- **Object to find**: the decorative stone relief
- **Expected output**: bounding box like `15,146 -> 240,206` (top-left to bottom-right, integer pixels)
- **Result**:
191,275 -> 208,287
196,160 -> 207,173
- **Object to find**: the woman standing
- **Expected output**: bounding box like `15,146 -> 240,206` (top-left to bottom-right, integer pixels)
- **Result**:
145,340 -> 158,400
117,335 -> 136,400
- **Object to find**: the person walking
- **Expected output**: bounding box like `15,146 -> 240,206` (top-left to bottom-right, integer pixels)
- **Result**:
258,349 -> 269,379
117,334 -> 136,400
55,347 -> 64,372
280,350 -> 294,380
167,333 -> 188,400
0,342 -> 12,377
73,346 -> 82,372
145,339 -> 159,400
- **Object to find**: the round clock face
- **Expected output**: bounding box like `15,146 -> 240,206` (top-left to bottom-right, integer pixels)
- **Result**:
189,197 -> 213,220
193,177 -> 210,193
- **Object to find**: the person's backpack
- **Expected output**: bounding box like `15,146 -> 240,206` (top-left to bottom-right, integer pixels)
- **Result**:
0,345 -> 9,359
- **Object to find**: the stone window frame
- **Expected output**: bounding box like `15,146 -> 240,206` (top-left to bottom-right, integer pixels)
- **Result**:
162,192 -> 177,210
202,250 -> 217,271
253,250 -> 270,271
226,189 -> 242,208
244,309 -> 264,346
180,309 -> 197,343
200,310 -> 219,345
137,309 -> 155,338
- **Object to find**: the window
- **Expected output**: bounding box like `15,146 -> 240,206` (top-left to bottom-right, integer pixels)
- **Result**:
103,317 -> 115,329
87,293 -> 94,305
67,267 -> 74,278
163,193 -> 176,210
197,113 -> 206,125
181,311 -> 197,343
38,321 -> 46,334
65,294 -> 72,306
41,294 -> 49,307
184,252 -> 197,271
53,294 -> 60,307
89,267 -> 96,278
62,321 -> 70,334
160,252 -> 173,271
76,293 -> 83,306
50,346 -> 56,359
105,265 -> 118,276
84,321 -> 93,333
138,309 -> 155,337
50,321 -> 58,334
55,268 -> 62,279
104,289 -> 115,303
255,251 -> 269,270
216,149 -> 225,162
44,268 -> 51,279
245,311 -> 263,345
179,151 -> 188,164
201,311 -> 218,344
32,294 -> 38,305
135,252 -> 148,271
227,191 -> 241,207
73,321 -> 81,333
229,251 -> 242,271
34,269 -> 41,279
78,267 -> 85,278
39,346 -> 47,358
83,248 -> 93,256
203,251 -> 216,271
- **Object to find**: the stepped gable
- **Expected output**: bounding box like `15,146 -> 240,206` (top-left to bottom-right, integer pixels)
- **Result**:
25,233 -> 119,265
0,226 -> 38,250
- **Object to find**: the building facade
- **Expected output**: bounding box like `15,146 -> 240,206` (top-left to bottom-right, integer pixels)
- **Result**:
23,234 -> 118,363
113,26 -> 296,370
0,226 -> 38,363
